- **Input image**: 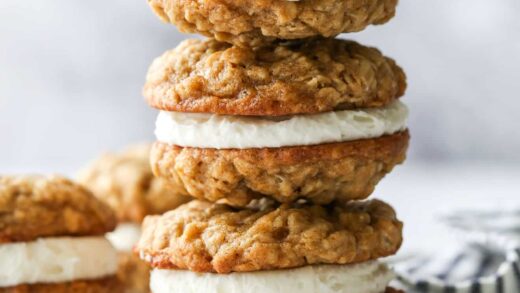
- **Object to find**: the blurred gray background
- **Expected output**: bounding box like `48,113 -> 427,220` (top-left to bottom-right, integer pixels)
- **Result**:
0,0 -> 519,255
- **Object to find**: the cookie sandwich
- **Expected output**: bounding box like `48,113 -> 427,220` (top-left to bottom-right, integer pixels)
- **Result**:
148,38 -> 409,207
0,175 -> 122,292
78,145 -> 190,293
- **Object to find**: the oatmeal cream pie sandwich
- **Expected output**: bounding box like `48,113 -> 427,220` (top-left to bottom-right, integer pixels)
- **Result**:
78,144 -> 191,293
0,175 -> 122,293
147,38 -> 409,207
136,199 -> 404,293
146,0 -> 399,47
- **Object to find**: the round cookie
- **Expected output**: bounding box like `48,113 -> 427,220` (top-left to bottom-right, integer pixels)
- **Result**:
147,0 -> 399,47
0,277 -> 122,293
136,199 -> 403,273
151,130 -> 409,207
0,175 -> 116,243
145,38 -> 406,116
77,144 -> 191,223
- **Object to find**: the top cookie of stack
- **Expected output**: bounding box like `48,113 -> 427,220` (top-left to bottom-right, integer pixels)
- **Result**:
148,0 -> 398,47
145,0 -> 408,207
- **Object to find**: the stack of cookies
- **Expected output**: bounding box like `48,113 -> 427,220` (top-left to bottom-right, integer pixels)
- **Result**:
137,0 -> 409,292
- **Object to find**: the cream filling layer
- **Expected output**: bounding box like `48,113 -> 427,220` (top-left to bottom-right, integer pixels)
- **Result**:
155,101 -> 408,149
0,236 -> 118,287
150,261 -> 394,293
105,223 -> 141,252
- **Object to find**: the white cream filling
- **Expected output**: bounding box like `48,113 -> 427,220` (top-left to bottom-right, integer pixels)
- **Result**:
155,100 -> 408,149
150,261 -> 394,293
105,223 -> 141,252
0,236 -> 118,287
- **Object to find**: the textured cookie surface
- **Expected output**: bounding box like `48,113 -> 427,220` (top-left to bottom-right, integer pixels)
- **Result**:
145,38 -> 406,116
0,175 -> 116,243
0,276 -> 123,293
147,0 -> 399,46
136,199 -> 403,273
117,252 -> 150,293
151,130 -> 409,207
78,145 -> 190,223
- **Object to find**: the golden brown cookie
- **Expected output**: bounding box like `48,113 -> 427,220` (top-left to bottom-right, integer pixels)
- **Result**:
0,175 -> 116,244
147,0 -> 399,47
151,130 -> 409,207
145,38 -> 406,116
77,144 -> 191,223
0,276 -> 123,293
117,252 -> 150,293
136,199 -> 403,273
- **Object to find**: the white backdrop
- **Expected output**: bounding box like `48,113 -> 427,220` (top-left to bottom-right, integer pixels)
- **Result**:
1,0 -> 520,173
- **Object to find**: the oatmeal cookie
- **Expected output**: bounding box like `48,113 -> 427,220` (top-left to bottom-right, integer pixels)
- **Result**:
0,175 -> 116,243
145,38 -> 406,116
0,276 -> 123,293
78,144 -> 190,223
136,199 -> 403,273
151,130 -> 409,207
147,0 -> 399,47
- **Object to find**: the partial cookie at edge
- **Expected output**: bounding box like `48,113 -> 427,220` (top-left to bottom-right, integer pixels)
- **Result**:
136,199 -> 403,273
0,175 -> 116,244
145,38 -> 406,116
147,0 -> 399,47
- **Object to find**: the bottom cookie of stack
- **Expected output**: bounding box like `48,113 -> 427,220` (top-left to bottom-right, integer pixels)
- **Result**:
136,200 -> 403,293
